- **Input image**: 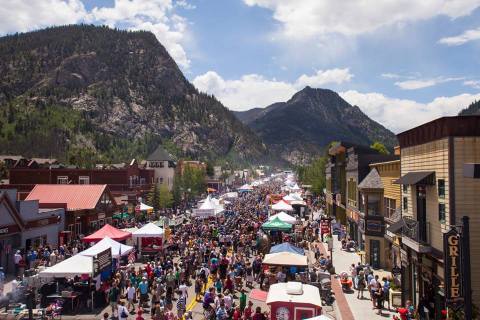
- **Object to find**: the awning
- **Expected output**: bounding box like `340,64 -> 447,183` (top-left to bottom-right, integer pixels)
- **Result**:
394,171 -> 435,185
386,220 -> 406,233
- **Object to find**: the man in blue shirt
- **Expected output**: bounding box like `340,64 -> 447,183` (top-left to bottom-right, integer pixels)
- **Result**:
138,277 -> 149,305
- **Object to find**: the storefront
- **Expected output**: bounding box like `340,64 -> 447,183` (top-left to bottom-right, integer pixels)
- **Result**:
346,208 -> 362,249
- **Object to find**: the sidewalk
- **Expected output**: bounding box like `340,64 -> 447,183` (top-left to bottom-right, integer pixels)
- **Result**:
318,237 -> 395,320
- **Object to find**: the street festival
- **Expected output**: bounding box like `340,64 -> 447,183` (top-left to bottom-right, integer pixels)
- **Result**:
0,170 -> 442,320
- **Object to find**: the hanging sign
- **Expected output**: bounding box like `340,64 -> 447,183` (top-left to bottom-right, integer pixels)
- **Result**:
443,228 -> 463,311
93,248 -> 112,277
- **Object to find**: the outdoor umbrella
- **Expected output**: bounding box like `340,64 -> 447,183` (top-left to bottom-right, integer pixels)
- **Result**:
262,216 -> 293,232
113,212 -> 131,219
269,242 -> 304,255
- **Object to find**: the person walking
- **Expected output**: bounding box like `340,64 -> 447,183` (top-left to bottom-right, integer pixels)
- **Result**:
357,270 -> 366,299
382,277 -> 391,311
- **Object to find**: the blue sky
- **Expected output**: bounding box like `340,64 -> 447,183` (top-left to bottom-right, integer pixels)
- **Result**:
1,0 -> 480,132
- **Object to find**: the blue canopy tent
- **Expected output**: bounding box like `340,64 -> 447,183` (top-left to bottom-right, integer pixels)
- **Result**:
269,242 -> 304,255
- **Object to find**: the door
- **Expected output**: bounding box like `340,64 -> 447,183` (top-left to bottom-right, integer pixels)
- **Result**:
370,239 -> 381,269
416,185 -> 427,242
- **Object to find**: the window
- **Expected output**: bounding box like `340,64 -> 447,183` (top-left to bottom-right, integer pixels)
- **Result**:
79,176 -> 90,184
403,197 -> 408,210
89,220 -> 98,232
439,203 -> 446,222
160,177 -> 164,184
168,161 -> 175,168
438,179 -> 445,199
68,224 -> 74,233
75,222 -> 82,235
384,198 -> 396,218
57,176 -> 68,184
347,179 -> 357,207
367,194 -> 381,216
402,185 -> 408,193
159,161 -> 165,168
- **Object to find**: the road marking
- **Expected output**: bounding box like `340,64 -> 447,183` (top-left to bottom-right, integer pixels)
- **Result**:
185,277 -> 213,313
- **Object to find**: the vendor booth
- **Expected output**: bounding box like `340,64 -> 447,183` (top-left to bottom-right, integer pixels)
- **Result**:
136,202 -> 154,215
272,200 -> 294,212
82,224 -> 131,242
238,184 -> 254,193
269,243 -> 304,255
267,282 -> 322,320
80,236 -> 133,258
192,196 -> 224,218
269,211 -> 297,224
262,217 -> 293,232
132,222 -> 165,255
38,254 -> 94,278
263,252 -> 308,267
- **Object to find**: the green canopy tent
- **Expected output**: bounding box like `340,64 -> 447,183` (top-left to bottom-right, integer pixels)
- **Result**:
113,212 -> 131,219
262,216 -> 293,232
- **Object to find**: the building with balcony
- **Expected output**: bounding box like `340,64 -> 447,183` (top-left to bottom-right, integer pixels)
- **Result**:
356,158 -> 401,270
345,146 -> 397,255
395,115 -> 480,312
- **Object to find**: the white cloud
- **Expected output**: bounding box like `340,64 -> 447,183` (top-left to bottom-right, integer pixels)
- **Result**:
438,27 -> 480,46
296,68 -> 353,88
381,73 -> 401,79
395,77 -> 464,90
192,68 -> 353,111
193,71 -> 297,111
87,0 -> 190,68
0,0 -> 191,69
244,0 -> 480,39
0,0 -> 86,34
175,0 -> 196,10
340,90 -> 480,133
464,80 -> 480,89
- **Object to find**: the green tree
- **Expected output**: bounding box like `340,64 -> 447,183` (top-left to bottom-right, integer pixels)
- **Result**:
206,162 -> 214,177
158,184 -> 174,209
146,184 -> 160,210
370,141 -> 390,155
67,145 -> 98,169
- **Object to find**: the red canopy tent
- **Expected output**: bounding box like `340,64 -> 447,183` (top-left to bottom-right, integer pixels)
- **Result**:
82,224 -> 131,242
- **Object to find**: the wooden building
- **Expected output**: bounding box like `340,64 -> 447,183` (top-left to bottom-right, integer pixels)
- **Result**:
25,184 -> 118,240
395,115 -> 480,312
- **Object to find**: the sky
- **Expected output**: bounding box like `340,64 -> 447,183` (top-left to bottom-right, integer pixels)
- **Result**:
1,0 -> 480,133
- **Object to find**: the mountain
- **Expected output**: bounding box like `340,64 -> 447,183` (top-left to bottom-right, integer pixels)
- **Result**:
0,25 -> 269,165
235,87 -> 397,164
459,100 -> 480,116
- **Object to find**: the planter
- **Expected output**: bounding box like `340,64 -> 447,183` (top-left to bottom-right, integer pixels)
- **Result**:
390,289 -> 402,308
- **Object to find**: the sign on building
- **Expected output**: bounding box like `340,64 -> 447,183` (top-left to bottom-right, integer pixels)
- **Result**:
443,228 -> 463,311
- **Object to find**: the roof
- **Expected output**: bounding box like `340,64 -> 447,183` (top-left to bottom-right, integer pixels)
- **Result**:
263,252 -> 308,266
26,184 -> 109,211
270,243 -> 304,255
394,171 -> 435,185
38,254 -> 93,278
267,282 -> 321,307
31,158 -> 57,164
82,224 -> 131,242
397,115 -> 480,148
147,145 -> 174,161
358,168 -> 384,190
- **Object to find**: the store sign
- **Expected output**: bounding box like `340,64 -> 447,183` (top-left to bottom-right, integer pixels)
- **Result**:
443,228 -> 463,311
320,219 -> 331,235
93,248 -> 112,276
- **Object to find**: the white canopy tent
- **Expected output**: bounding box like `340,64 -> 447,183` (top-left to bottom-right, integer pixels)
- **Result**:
80,236 -> 133,259
39,254 -> 94,278
132,222 -> 165,238
271,200 -> 294,212
220,192 -> 238,200
269,211 -> 297,224
263,252 -> 308,266
238,184 -> 253,191
139,202 -> 154,211
290,183 -> 301,191
193,196 -> 224,218
282,194 -> 297,202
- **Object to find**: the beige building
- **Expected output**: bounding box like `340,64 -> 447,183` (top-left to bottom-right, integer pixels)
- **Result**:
146,145 -> 176,190
395,116 -> 480,313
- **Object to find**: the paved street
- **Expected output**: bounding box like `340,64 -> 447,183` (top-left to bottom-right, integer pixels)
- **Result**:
317,237 -> 395,320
